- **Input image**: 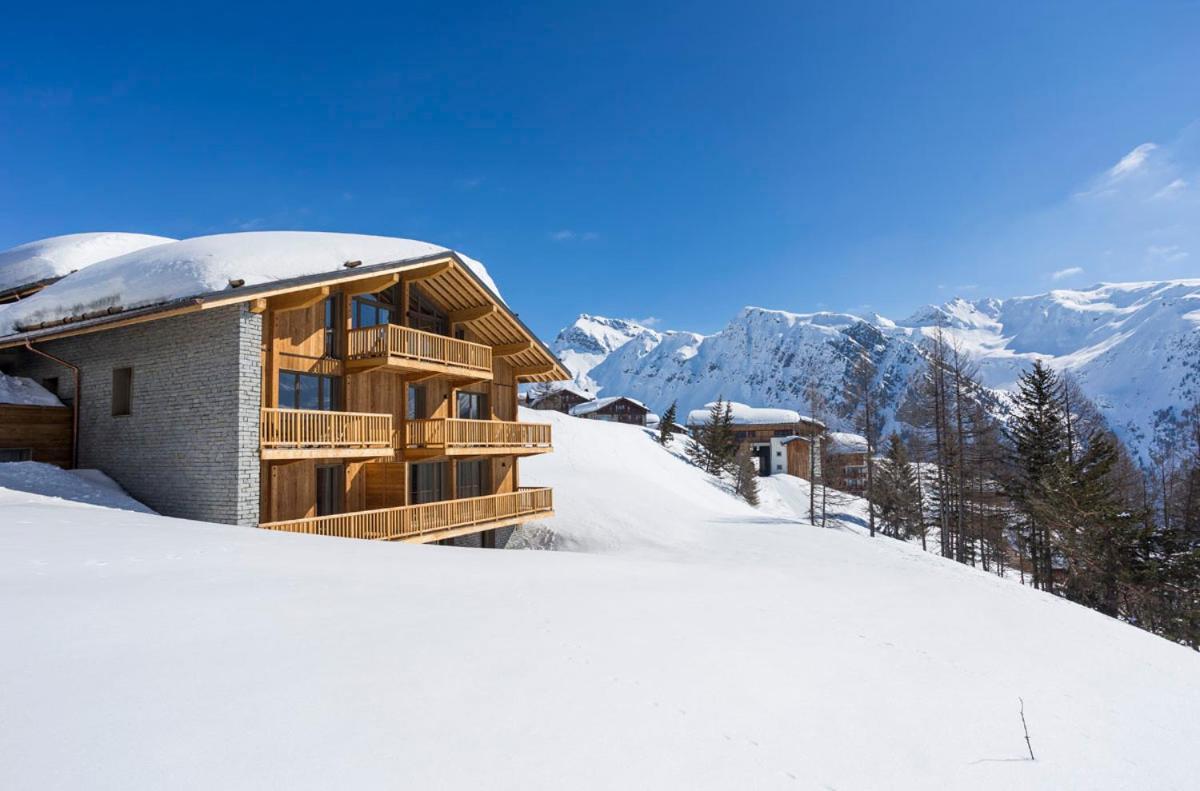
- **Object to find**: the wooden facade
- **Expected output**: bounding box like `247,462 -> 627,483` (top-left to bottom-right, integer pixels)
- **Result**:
254,257 -> 564,543
0,404 -> 72,466
569,396 -> 650,426
530,387 -> 591,414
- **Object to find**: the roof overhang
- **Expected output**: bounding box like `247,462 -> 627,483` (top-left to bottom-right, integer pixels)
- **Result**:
0,251 -> 569,383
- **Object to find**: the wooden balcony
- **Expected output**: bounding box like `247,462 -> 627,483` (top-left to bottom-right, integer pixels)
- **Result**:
345,324 -> 493,381
258,487 -> 554,543
402,418 -> 552,458
260,408 -> 394,459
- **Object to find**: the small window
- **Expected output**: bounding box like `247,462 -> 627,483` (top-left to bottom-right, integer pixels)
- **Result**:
277,371 -> 341,411
315,464 -> 344,516
456,391 -> 488,420
456,459 -> 491,498
323,296 -> 342,358
41,377 -> 59,397
0,448 -> 33,462
406,384 -> 428,420
112,367 -> 133,416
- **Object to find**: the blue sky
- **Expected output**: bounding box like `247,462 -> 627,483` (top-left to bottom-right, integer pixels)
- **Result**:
1,2 -> 1198,339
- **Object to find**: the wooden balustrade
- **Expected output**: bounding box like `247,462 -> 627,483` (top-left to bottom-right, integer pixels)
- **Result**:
403,418 -> 552,454
258,487 -> 554,542
260,408 -> 393,458
346,324 -> 492,377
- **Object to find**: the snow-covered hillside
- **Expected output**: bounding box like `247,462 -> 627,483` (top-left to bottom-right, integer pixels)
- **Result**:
3,414 -> 1199,789
551,279 -> 1200,456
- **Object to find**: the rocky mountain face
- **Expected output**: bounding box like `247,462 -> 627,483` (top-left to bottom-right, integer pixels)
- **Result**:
550,280 -> 1200,458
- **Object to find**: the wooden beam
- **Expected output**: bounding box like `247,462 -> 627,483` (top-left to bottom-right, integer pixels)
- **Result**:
511,363 -> 555,378
448,304 -> 496,324
492,341 -> 532,358
403,261 -> 452,282
270,286 -> 329,312
343,273 -> 399,296
249,298 -> 268,314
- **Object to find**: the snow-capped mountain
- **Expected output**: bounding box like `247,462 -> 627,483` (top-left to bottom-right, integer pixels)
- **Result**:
551,314 -> 663,392
550,280 -> 1200,457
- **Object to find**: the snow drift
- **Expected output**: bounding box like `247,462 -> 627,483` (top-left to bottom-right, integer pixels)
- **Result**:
1,412 -> 1198,789
0,232 -> 176,294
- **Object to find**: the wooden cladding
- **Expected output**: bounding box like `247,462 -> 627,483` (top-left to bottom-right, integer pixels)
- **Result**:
346,324 -> 492,378
404,418 -> 552,454
259,486 -> 553,542
0,405 -> 72,467
260,408 -> 394,459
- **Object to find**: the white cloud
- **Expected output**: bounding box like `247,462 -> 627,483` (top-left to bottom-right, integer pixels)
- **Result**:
1152,178 -> 1187,200
549,229 -> 599,242
1108,142 -> 1157,178
1051,266 -> 1084,281
1146,245 -> 1189,265
637,316 -> 662,327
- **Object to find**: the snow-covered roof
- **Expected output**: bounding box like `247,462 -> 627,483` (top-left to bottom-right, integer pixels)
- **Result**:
532,383 -> 593,405
827,432 -> 869,455
0,232 -> 175,296
686,401 -> 817,427
0,231 -> 502,336
0,373 -> 64,407
569,395 -> 647,417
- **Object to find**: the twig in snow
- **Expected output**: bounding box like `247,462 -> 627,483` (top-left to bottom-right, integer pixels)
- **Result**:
1019,697 -> 1035,761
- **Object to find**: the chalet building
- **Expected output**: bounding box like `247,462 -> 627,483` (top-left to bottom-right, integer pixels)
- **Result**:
569,395 -> 651,426
686,402 -> 824,478
0,232 -> 569,547
824,432 -> 870,495
528,383 -> 592,414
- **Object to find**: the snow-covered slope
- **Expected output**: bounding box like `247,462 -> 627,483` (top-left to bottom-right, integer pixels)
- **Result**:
0,231 -> 502,334
554,279 -> 1200,456
0,232 -> 175,294
2,414 -> 1199,789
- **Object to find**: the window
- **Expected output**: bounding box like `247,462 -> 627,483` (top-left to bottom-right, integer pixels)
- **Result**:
407,285 -> 448,335
0,448 -> 33,462
41,377 -> 59,397
456,460 -> 491,498
112,367 -> 133,416
409,461 -> 447,505
406,384 -> 428,420
352,293 -> 394,329
323,296 -> 342,358
278,371 -> 342,410
456,391 -> 488,420
316,464 -> 344,516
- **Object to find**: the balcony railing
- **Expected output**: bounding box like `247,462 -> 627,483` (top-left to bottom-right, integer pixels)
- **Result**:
258,487 -> 554,542
403,418 -> 552,455
346,324 -> 492,378
260,407 -> 394,459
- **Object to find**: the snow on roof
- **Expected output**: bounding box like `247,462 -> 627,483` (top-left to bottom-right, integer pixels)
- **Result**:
827,431 -> 869,454
0,373 -> 64,407
0,231 -> 502,336
686,401 -> 807,426
569,395 -> 647,417
532,382 -> 593,405
0,232 -> 175,295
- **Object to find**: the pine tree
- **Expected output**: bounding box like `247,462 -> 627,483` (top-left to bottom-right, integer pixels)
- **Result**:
733,443 -> 761,506
658,401 -> 678,446
1006,360 -> 1069,591
875,433 -> 921,540
686,397 -> 733,475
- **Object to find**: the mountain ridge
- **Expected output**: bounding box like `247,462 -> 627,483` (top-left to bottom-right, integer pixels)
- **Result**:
550,279 -> 1200,457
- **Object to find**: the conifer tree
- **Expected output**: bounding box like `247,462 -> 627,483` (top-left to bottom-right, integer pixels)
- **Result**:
1006,360 -> 1069,591
875,432 -> 921,539
733,443 -> 761,506
658,401 -> 678,446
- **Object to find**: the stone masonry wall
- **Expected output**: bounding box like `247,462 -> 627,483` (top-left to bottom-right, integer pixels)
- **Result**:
8,305 -> 262,525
